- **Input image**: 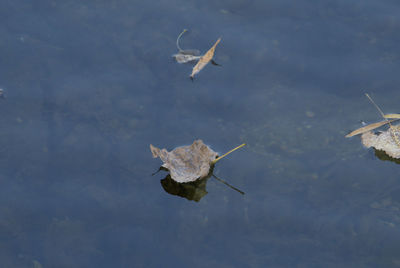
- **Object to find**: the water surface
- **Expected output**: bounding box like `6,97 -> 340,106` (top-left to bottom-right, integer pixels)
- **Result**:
1,0 -> 400,267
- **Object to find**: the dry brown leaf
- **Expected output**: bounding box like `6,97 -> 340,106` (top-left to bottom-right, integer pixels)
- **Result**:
345,119 -> 398,137
190,38 -> 221,80
361,125 -> 400,159
150,140 -> 218,183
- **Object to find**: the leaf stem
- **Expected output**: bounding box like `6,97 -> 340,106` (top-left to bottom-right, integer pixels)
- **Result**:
211,143 -> 246,165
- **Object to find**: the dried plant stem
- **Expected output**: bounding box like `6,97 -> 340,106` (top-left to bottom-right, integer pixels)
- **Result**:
366,94 -> 386,118
212,174 -> 245,195
384,114 -> 400,119
345,119 -> 397,138
211,143 -> 246,165
366,93 -> 400,147
176,29 -> 188,51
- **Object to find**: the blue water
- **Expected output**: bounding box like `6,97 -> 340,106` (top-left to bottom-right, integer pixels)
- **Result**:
1,0 -> 400,267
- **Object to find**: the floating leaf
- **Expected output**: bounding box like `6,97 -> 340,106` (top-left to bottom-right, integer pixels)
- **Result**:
150,140 -> 218,183
346,94 -> 400,138
190,38 -> 221,80
345,119 -> 398,137
150,140 -> 245,183
364,93 -> 400,147
173,52 -> 201,64
172,29 -> 201,64
361,125 -> 400,159
384,114 -> 400,119
347,94 -> 400,158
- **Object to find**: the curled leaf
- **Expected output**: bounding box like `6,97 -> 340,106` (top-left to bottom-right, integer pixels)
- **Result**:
190,38 -> 221,80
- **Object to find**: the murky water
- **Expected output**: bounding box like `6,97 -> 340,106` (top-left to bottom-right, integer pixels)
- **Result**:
1,0 -> 400,267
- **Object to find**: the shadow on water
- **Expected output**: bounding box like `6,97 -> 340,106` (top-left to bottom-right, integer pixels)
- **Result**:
161,174 -> 209,202
374,149 -> 400,165
156,166 -> 244,202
